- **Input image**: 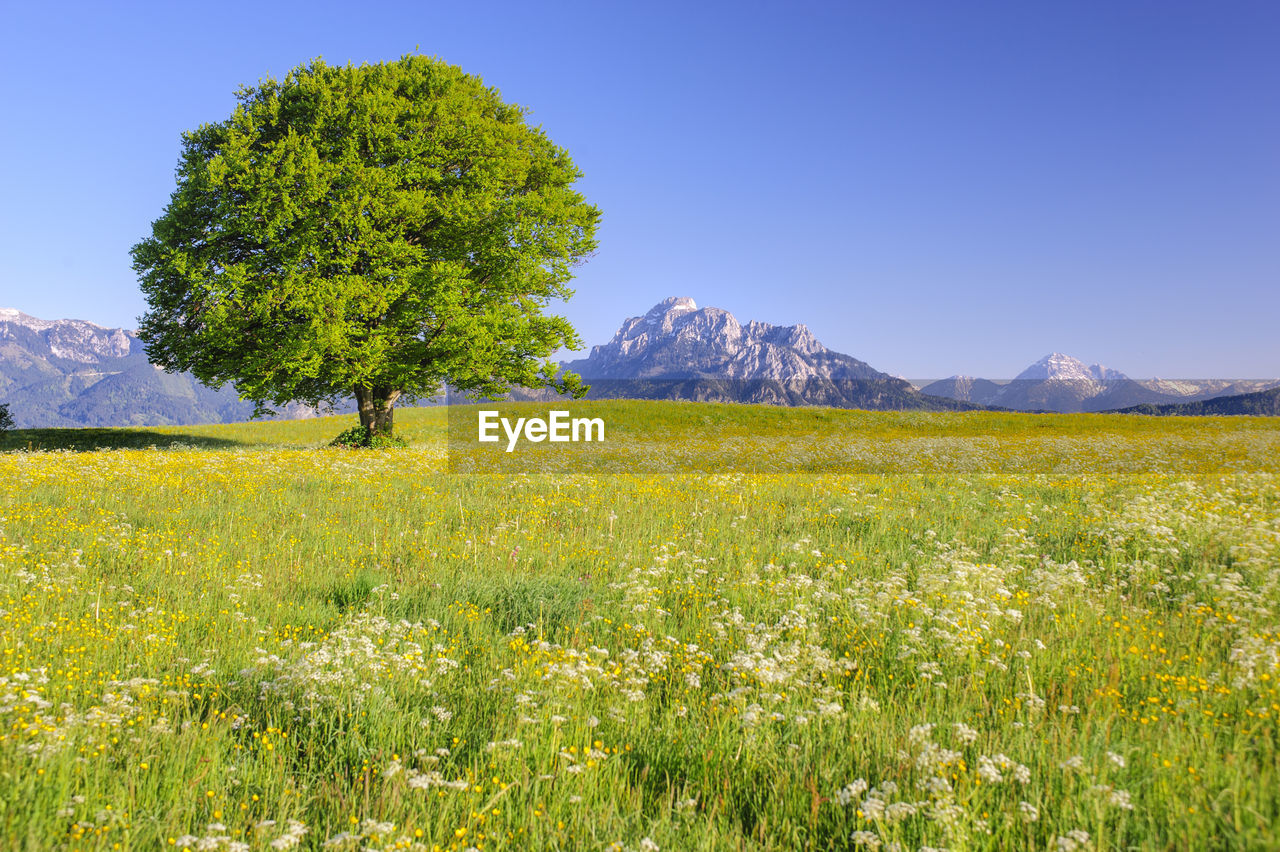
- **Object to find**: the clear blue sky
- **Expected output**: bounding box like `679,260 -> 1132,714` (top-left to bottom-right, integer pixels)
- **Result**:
1,0 -> 1276,379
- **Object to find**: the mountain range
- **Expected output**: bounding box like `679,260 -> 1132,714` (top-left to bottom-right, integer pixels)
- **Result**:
1110,386 -> 1280,417
2,300 -> 1276,427
0,308 -> 346,428
554,297 -> 975,411
919,353 -> 1278,413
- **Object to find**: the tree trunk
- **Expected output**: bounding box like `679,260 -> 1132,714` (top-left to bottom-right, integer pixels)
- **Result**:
354,386 -> 402,437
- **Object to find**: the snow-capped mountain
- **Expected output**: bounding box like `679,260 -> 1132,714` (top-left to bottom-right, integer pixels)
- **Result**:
558,298 -> 975,411
994,353 -> 1149,412
8,301 -> 1274,425
1013,352 -> 1126,384
0,308 -> 357,428
0,308 -> 255,428
922,353 -> 1279,413
566,297 -> 888,382
0,308 -> 137,361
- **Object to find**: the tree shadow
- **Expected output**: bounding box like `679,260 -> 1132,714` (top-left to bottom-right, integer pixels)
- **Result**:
0,427 -> 247,453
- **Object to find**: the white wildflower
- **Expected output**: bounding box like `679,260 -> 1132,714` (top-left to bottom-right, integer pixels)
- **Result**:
1110,788 -> 1134,810
908,724 -> 935,745
977,755 -> 1002,783
835,778 -> 869,805
1055,830 -> 1090,851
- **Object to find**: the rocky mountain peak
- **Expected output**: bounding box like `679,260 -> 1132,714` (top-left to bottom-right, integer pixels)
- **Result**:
645,296 -> 698,320
1016,352 -> 1127,384
1,308 -> 136,363
549,298 -> 973,411
0,307 -> 358,427
566,298 -> 886,383
0,307 -> 54,332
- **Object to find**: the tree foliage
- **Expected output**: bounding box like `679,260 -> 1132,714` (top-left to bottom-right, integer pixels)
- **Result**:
132,55 -> 599,435
0,402 -> 12,431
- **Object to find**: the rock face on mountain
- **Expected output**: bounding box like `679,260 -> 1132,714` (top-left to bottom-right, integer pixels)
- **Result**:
0,308 -> 260,428
996,353 -> 1159,413
918,375 -> 1005,407
566,298 -> 888,382
0,308 -> 366,428
923,352 -> 1280,413
561,298 -> 976,411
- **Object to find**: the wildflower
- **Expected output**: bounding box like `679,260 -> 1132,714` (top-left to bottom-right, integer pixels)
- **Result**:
884,802 -> 917,822
1056,830 -> 1091,851
908,724 -> 935,745
835,779 -> 869,805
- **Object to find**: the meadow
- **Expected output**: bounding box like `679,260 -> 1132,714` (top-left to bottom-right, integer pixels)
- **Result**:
1,404 -> 1278,850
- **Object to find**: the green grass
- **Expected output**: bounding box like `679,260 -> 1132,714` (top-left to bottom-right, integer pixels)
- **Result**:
0,406 -> 449,451
0,404 -> 1278,850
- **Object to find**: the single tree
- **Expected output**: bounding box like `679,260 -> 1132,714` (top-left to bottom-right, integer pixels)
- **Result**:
133,55 -> 599,437
0,402 -> 12,431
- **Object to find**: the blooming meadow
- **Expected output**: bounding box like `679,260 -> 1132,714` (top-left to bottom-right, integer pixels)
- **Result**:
1,405 -> 1278,849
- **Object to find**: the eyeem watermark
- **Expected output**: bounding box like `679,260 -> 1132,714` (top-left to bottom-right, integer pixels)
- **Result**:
477,409 -> 605,452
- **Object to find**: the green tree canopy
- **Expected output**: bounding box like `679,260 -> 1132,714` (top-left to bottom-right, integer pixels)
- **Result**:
132,55 -> 599,436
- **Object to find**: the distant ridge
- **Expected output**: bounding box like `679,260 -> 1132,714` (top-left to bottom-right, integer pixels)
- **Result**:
7,303 -> 1277,426
0,308 -> 348,428
923,352 -> 1279,413
1109,386 -> 1280,416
